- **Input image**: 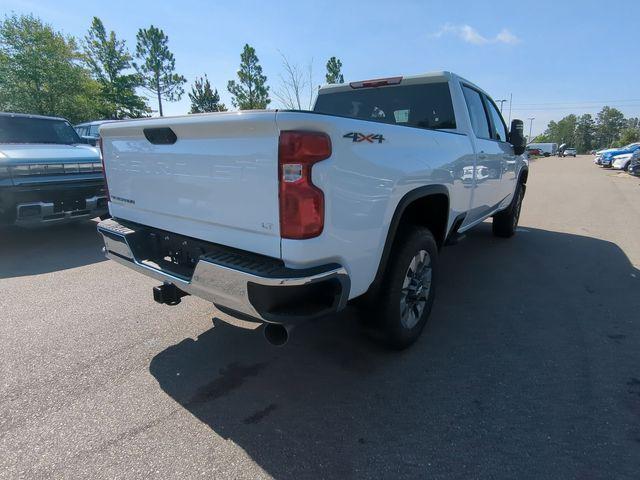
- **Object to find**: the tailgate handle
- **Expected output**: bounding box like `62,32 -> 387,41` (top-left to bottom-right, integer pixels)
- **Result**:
144,127 -> 177,145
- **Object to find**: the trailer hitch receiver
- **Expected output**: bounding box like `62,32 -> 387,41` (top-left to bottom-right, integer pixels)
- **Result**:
153,283 -> 189,306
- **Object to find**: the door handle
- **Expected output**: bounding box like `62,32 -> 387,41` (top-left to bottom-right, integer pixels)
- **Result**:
478,154 -> 487,160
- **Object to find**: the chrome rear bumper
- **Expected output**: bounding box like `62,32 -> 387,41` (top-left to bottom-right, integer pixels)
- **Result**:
97,218 -> 350,323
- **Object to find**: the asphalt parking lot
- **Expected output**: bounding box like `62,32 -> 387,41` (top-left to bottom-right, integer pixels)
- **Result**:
1,155 -> 639,479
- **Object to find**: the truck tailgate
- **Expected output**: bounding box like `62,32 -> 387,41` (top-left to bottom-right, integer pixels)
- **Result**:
100,112 -> 281,258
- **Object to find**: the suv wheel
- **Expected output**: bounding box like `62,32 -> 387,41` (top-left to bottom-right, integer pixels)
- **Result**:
367,227 -> 438,349
492,183 -> 524,238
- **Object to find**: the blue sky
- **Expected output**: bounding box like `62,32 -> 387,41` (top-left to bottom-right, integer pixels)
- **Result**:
1,0 -> 638,135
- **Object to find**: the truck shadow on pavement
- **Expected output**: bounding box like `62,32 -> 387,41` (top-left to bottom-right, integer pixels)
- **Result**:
0,220 -> 105,278
149,223 -> 640,479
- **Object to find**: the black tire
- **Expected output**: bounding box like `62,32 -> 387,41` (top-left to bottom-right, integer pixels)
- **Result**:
492,183 -> 524,238
366,227 -> 438,349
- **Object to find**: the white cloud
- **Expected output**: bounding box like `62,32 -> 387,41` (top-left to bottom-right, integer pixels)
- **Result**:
433,23 -> 520,45
495,28 -> 520,45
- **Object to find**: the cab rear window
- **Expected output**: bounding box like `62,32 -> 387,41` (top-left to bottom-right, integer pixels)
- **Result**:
314,82 -> 456,131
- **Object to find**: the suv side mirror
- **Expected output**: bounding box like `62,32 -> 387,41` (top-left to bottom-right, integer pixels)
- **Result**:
509,119 -> 526,155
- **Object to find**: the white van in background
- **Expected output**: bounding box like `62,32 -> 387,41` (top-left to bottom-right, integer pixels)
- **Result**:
526,142 -> 558,156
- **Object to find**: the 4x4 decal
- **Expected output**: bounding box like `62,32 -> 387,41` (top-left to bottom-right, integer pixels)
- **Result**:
343,132 -> 385,143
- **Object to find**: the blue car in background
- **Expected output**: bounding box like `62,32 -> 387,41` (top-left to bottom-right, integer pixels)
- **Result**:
600,143 -> 640,170
74,120 -> 113,146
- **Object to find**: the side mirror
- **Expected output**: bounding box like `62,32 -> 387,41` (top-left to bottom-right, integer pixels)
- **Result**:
509,119 -> 526,155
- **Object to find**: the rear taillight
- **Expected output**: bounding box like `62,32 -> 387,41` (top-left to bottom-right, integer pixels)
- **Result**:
97,137 -> 110,200
278,131 -> 331,239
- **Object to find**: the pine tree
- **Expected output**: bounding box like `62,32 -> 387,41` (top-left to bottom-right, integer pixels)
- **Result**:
227,44 -> 270,110
84,17 -> 148,119
325,56 -> 344,84
575,114 -> 595,153
595,106 -> 626,147
134,26 -> 186,116
189,75 -> 226,113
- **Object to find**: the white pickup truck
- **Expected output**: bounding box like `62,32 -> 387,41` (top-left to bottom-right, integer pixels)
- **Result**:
97,71 -> 528,349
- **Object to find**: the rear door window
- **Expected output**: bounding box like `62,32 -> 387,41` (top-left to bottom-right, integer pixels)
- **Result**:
314,82 -> 456,131
462,86 -> 490,139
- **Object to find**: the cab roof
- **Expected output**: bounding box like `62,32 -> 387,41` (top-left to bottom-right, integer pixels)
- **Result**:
317,71 -> 488,97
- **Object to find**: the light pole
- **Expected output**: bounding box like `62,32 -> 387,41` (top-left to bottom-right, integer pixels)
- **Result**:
527,117 -> 535,143
496,99 -> 507,113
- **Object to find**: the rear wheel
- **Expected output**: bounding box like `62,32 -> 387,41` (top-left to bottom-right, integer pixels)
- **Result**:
366,227 -> 438,349
492,183 -> 524,238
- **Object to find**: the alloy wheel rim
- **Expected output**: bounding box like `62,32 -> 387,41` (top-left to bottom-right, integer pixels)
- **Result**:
399,250 -> 432,329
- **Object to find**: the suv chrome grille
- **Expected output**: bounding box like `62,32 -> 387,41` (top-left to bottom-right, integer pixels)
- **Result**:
8,162 -> 103,177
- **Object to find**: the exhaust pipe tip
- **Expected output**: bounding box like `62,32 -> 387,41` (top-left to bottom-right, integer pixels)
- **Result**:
263,323 -> 293,347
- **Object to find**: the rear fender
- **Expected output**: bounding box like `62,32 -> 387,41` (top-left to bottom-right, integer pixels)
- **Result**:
369,185 -> 449,292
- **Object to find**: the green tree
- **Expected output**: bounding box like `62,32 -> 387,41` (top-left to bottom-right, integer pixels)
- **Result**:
595,106 -> 626,148
0,14 -> 100,123
574,114 -> 595,153
325,56 -> 344,84
84,17 -> 148,119
618,127 -> 640,145
557,114 -> 577,146
134,25 -> 186,116
539,114 -> 577,146
531,133 -> 551,143
227,44 -> 270,110
537,121 -> 557,143
188,75 -> 226,113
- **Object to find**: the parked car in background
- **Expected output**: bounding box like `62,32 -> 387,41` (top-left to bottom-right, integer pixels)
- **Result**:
595,143 -> 640,165
594,147 -> 616,165
561,147 -> 577,157
527,142 -> 557,157
74,120 -> 113,146
601,143 -> 640,169
0,112 -> 107,226
526,147 -> 542,156
628,150 -> 640,176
